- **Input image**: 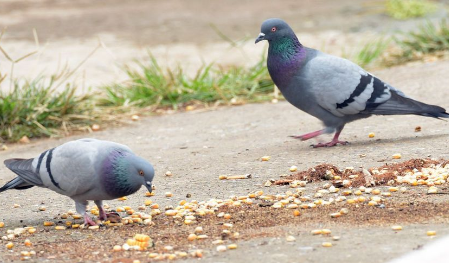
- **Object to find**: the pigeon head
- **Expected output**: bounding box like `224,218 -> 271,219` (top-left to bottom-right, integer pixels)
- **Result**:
127,154 -> 155,193
255,18 -> 295,44
101,150 -> 155,197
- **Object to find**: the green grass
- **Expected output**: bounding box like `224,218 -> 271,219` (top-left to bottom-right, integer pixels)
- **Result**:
350,38 -> 391,68
0,74 -> 99,142
99,53 -> 274,110
385,0 -> 437,20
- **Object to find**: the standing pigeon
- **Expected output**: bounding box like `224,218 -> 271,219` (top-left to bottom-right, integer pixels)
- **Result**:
0,138 -> 154,225
255,18 -> 449,147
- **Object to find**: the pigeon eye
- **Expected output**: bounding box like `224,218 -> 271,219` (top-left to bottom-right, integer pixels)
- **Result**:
271,27 -> 277,32
139,170 -> 144,176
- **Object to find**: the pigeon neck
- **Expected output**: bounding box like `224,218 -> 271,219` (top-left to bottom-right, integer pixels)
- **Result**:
267,35 -> 305,87
101,150 -> 141,198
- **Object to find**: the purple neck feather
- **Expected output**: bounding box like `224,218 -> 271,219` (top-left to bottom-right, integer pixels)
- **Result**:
267,34 -> 306,88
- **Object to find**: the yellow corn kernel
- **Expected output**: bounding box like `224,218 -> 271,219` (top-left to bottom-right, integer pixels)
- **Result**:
322,242 -> 332,247
261,156 -> 271,161
427,231 -> 437,236
321,229 -> 331,235
188,234 -> 197,241
392,225 -> 402,231
118,196 -> 127,201
392,153 -> 401,159
342,190 -> 352,196
24,239 -> 32,246
0,222 -> 4,228
21,251 -> 30,257
126,209 -> 134,215
357,196 -> 366,202
43,221 -> 54,226
311,229 -> 322,235
219,175 -> 228,180
224,214 -> 232,219
71,224 -> 80,229
293,210 -> 301,217
228,243 -> 238,249
194,249 -> 203,258
150,204 -> 159,209
354,190 -> 362,196
197,234 -> 208,239
165,192 -> 173,197
89,225 -> 99,230
289,166 -> 298,172
346,199 -> 356,204
368,132 -> 375,138
179,200 -> 187,206
13,204 -> 20,208
116,207 -> 125,212
28,228 -> 36,234
6,242 -> 14,250
255,190 -> 264,196
55,226 -> 66,230
145,192 -> 155,197
165,210 -> 177,216
38,206 -> 46,211
72,214 -> 82,220
286,235 -> 296,242
428,186 -> 438,194
368,201 -> 377,206
134,234 -> 150,242
389,187 -> 399,192
330,212 -> 341,218
372,189 -> 381,195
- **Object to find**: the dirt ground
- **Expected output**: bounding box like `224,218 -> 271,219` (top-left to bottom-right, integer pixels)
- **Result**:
1,0 -> 449,262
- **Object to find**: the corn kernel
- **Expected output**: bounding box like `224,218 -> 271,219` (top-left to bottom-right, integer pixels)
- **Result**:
322,242 -> 332,247
6,242 -> 14,250
354,190 -> 362,196
219,175 -> 227,180
145,192 -> 155,197
0,222 -> 4,228
392,225 -> 402,231
321,229 -> 331,235
311,229 -> 322,235
332,236 -> 340,241
330,212 -> 341,218
118,196 -> 127,201
165,192 -> 173,197
24,239 -> 32,246
43,221 -> 54,226
428,186 -> 438,194
72,214 -> 82,219
194,250 -> 203,258
216,245 -> 227,252
194,226 -> 203,233
228,243 -> 238,249
188,234 -> 197,241
28,228 -> 36,234
165,210 -> 177,216
38,206 -> 46,211
389,187 -> 399,192
71,224 -> 80,229
126,209 -> 134,215
55,226 -> 66,230
197,234 -> 208,239
113,245 -> 121,252
427,231 -> 437,236
293,210 -> 301,217
368,201 -> 377,206
392,153 -> 402,159
150,204 -> 159,209
372,189 -> 381,195
290,166 -> 298,172
13,204 -> 20,208
134,234 -> 150,242
21,251 -> 30,257
286,235 -> 296,242
261,156 -> 271,161
368,132 -> 375,138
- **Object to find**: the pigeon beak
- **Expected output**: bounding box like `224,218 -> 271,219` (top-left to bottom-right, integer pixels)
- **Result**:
255,33 -> 265,44
145,181 -> 152,193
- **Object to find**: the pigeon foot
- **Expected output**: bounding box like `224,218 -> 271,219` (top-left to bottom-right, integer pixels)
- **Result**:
83,214 -> 97,226
313,140 -> 348,148
290,130 -> 324,141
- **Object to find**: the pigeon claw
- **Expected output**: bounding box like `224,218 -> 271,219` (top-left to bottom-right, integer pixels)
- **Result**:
83,214 -> 97,226
312,140 -> 349,148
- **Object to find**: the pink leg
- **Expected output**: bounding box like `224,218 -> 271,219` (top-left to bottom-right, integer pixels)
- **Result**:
290,130 -> 324,141
83,214 -> 97,226
98,206 -> 107,221
313,129 -> 348,148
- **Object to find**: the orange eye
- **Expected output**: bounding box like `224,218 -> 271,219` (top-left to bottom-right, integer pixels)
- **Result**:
271,27 -> 277,32
139,170 -> 144,176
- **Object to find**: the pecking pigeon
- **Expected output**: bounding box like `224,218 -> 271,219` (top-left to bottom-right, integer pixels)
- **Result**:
0,138 -> 154,225
255,18 -> 449,147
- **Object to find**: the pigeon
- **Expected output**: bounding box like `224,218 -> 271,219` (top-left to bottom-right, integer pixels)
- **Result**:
255,18 -> 449,147
0,138 -> 154,225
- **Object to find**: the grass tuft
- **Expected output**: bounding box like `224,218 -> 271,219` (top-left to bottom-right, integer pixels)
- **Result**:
99,53 -> 274,110
0,73 -> 99,142
385,0 -> 437,20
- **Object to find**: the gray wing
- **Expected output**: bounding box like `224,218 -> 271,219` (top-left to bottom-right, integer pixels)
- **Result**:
4,158 -> 44,186
304,54 -> 392,117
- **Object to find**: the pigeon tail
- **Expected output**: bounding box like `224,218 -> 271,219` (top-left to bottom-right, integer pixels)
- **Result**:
0,177 -> 33,192
365,90 -> 449,119
4,158 -> 44,187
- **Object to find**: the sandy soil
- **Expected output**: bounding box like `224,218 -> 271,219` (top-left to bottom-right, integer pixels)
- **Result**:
1,0 -> 449,262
